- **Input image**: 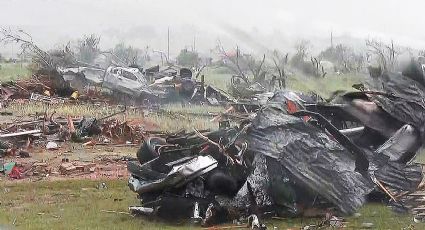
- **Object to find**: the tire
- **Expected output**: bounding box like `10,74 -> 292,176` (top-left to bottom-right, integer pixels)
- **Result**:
136,136 -> 167,164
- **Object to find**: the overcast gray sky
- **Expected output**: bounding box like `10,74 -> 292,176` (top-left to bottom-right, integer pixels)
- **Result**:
1,0 -> 424,57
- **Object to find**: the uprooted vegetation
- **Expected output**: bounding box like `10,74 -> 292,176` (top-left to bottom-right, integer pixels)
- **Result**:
215,42 -> 287,98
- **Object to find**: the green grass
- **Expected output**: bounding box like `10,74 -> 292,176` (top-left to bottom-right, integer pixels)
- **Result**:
287,73 -> 366,98
149,104 -> 224,132
0,180 -> 422,230
0,180 -> 194,230
3,102 -> 224,132
161,103 -> 224,114
203,72 -> 232,91
0,63 -> 31,81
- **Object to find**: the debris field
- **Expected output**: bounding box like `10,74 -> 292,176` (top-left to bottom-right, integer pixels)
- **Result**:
2,29 -> 425,229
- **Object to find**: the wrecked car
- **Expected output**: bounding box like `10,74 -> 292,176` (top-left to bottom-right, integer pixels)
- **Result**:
60,66 -> 164,102
102,66 -> 164,101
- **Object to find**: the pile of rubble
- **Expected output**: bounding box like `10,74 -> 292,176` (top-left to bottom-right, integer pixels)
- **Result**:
0,29 -> 232,107
0,64 -> 232,107
0,109 -> 148,180
126,60 -> 425,227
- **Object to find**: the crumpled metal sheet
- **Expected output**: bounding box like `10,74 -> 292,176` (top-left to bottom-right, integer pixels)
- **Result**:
217,153 -> 299,214
374,161 -> 423,192
128,155 -> 218,194
239,153 -> 274,207
365,71 -> 425,139
375,124 -> 421,162
246,105 -> 374,214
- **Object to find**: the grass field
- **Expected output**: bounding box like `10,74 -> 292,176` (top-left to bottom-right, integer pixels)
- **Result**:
0,179 -> 422,230
0,63 -> 30,81
0,63 -> 423,229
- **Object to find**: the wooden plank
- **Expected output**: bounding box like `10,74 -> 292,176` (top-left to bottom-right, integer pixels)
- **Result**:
0,129 -> 42,138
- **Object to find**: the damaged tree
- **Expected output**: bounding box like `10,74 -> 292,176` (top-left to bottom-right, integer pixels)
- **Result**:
366,39 -> 402,72
319,43 -> 365,73
290,40 -> 326,77
77,34 -> 100,64
1,28 -> 57,70
216,41 -> 249,83
310,56 -> 327,78
216,42 -> 270,99
271,50 -> 288,89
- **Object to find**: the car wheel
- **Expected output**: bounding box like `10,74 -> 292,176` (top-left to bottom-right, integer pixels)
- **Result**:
136,136 -> 167,164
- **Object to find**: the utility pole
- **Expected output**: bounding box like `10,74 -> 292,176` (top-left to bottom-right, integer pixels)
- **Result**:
193,35 -> 196,52
167,27 -> 170,63
331,30 -> 334,48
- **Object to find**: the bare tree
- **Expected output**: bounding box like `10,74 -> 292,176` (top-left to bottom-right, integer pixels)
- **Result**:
215,40 -> 249,83
319,43 -> 365,73
271,50 -> 288,88
77,34 -> 100,63
366,39 -> 401,72
1,28 -> 56,69
217,44 -> 269,84
216,40 -> 270,85
294,40 -> 310,60
335,44 -> 351,72
246,53 -> 266,83
311,56 -> 327,78
352,53 -> 365,72
215,41 -> 272,98
111,43 -> 143,66
48,42 -> 79,67
291,40 -> 326,77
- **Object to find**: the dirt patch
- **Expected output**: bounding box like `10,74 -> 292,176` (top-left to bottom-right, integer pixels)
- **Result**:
1,144 -> 134,183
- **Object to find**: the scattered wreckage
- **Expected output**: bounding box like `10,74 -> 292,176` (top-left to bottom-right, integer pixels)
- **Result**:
0,64 -> 233,107
0,107 -> 148,180
127,60 -> 425,227
0,29 -> 231,106
60,66 -> 164,103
